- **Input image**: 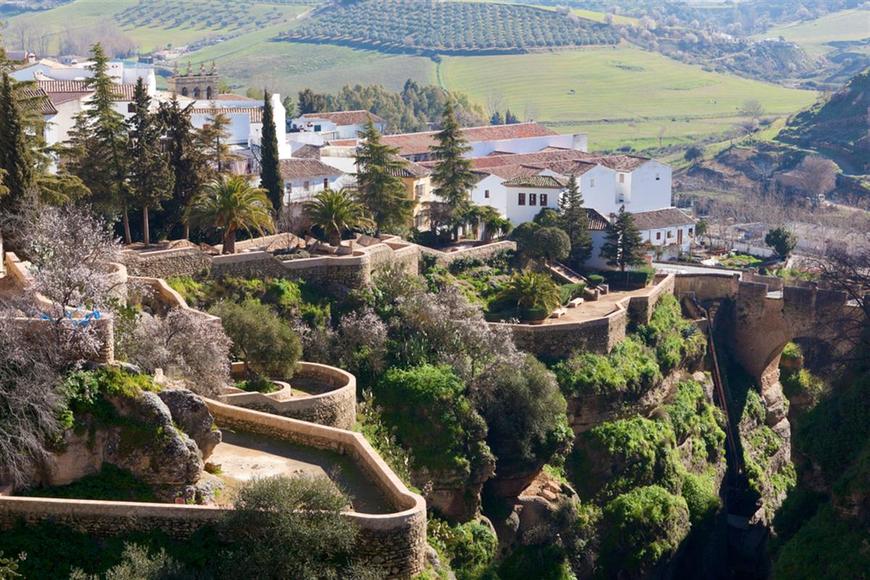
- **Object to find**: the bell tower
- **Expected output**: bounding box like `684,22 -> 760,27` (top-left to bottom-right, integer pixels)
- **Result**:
168,61 -> 219,100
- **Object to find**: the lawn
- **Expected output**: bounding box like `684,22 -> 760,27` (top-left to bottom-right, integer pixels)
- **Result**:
439,46 -> 818,151
758,9 -> 870,57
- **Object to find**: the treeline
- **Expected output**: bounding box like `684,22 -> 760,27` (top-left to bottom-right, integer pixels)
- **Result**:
295,80 -> 487,133
278,0 -> 618,54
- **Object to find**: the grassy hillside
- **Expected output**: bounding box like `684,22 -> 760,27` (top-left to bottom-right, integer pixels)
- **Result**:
439,47 -> 818,150
759,9 -> 870,57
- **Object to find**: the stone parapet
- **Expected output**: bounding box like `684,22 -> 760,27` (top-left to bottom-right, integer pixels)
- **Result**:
418,240 -> 516,267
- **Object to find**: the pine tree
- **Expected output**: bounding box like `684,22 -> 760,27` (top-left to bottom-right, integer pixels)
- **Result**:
354,120 -> 412,235
0,73 -> 33,214
197,110 -> 234,176
260,90 -> 283,212
159,96 -> 209,239
600,205 -> 646,272
430,100 -> 475,240
65,43 -> 131,241
559,174 -> 592,269
128,78 -> 173,246
505,109 -> 519,124
490,111 -> 503,125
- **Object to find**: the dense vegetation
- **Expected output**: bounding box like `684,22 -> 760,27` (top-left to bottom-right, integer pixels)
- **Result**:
279,0 -> 618,54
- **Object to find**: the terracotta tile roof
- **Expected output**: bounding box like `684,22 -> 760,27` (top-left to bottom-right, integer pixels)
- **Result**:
630,207 -> 695,231
46,92 -> 86,107
292,144 -> 322,159
19,86 -> 57,115
585,208 -> 611,231
388,157 -> 431,178
279,158 -> 345,180
300,110 -> 386,126
455,148 -> 589,171
382,122 -> 558,156
483,164 -> 543,180
327,138 -> 358,147
213,93 -> 256,101
541,159 -> 599,177
502,175 -> 567,189
37,79 -> 136,100
192,107 -> 263,123
585,154 -> 651,172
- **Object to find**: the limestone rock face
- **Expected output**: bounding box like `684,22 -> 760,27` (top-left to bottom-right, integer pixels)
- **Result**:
158,389 -> 222,460
106,391 -> 203,486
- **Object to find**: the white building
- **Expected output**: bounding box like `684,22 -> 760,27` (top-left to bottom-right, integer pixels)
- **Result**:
11,58 -> 157,95
631,207 -> 696,256
279,158 -> 351,205
585,155 -> 673,216
291,110 -> 387,144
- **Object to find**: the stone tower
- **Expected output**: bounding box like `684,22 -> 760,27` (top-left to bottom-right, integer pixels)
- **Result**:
168,62 -> 219,100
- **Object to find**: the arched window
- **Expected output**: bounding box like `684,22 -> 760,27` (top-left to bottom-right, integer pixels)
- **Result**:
193,87 -> 201,99
181,87 -> 188,97
206,86 -> 213,100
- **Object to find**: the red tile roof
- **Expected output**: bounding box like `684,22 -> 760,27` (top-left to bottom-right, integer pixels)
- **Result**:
630,207 -> 694,231
382,122 -> 558,156
327,138 -> 358,147
502,175 -> 566,189
585,154 -> 651,172
19,87 -> 57,115
300,110 -> 386,126
279,158 -> 344,180
585,208 -> 611,231
37,79 -> 136,100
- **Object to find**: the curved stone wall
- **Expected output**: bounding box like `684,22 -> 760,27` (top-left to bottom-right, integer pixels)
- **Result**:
223,362 -> 357,430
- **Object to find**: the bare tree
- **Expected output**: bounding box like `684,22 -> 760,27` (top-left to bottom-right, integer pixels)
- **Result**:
812,248 -> 870,367
741,99 -> 765,120
779,155 -> 838,200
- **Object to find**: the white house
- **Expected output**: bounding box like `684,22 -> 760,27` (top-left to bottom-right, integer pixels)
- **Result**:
291,110 -> 387,143
502,174 -> 565,224
279,158 -> 351,205
191,93 -> 292,160
630,207 -> 696,257
12,58 -> 157,95
585,155 -> 673,216
583,208 -> 615,271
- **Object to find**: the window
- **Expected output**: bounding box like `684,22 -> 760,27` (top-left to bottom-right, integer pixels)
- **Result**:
688,227 -> 694,235
590,178 -> 595,187
484,189 -> 490,199
655,173 -> 661,181
518,193 -> 526,206
303,181 -> 310,191
314,124 -> 322,132
656,232 -> 661,240
619,174 -> 625,184
667,230 -> 673,239
415,183 -> 424,199
323,178 -> 329,189
540,193 -> 548,206
286,183 -> 292,194
127,103 -> 136,113
529,193 -> 537,206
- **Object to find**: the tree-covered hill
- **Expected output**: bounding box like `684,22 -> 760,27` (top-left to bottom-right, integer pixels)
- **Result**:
777,68 -> 869,174
278,0 -> 619,55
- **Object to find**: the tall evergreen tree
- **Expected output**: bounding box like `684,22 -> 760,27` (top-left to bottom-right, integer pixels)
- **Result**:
559,174 -> 592,269
0,73 -> 33,214
600,205 -> 646,272
197,110 -> 234,176
260,90 -> 283,212
490,111 -> 503,125
354,120 -> 412,235
65,43 -> 131,241
430,99 -> 475,240
505,109 -> 519,124
159,96 -> 209,239
127,78 -> 173,246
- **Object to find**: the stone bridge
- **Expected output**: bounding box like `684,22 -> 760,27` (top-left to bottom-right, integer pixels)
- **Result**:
674,272 -> 858,388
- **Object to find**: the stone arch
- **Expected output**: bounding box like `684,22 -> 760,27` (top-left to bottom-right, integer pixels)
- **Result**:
193,87 -> 201,99
206,85 -> 213,100
181,87 -> 188,97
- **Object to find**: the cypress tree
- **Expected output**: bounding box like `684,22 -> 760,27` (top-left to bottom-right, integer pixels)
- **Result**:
490,111 -> 503,125
600,205 -> 646,272
430,99 -> 475,240
128,78 -> 174,246
0,73 -> 33,213
260,90 -> 283,211
354,120 -> 412,235
559,174 -> 592,269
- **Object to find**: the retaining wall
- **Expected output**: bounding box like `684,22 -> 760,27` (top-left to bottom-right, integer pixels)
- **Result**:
418,240 -> 516,267
223,362 -> 357,429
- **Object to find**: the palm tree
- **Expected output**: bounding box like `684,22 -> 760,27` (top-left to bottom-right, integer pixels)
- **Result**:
190,175 -> 274,254
304,188 -> 373,247
496,271 -> 561,319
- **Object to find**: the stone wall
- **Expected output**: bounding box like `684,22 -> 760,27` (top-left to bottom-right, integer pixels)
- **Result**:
418,240 -> 516,267
673,272 -> 740,302
222,362 -> 357,429
498,307 -> 628,359
627,273 -> 675,326
122,247 -> 213,278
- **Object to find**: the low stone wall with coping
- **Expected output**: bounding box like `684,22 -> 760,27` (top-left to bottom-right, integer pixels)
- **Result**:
223,362 -> 357,429
418,240 -> 516,267
0,398 -> 427,578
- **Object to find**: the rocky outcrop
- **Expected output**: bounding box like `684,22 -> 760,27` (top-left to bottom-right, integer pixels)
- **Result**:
413,461 -> 495,522
158,389 -> 222,460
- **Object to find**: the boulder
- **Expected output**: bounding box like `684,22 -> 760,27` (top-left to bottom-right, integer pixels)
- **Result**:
158,389 -> 222,460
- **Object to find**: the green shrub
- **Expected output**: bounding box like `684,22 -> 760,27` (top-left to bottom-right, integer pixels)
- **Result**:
235,376 -> 279,394
374,365 -> 493,475
559,282 -> 586,304
781,368 -> 828,407
22,463 -> 155,502
262,278 -> 303,314
601,268 -> 653,289
60,367 -> 160,429
665,380 -> 726,463
497,544 -> 573,580
210,299 -> 302,381
556,336 -> 662,399
681,471 -> 720,525
638,294 -> 706,371
428,518 -> 497,580
780,341 -> 803,368
166,275 -> 206,306
586,274 -> 605,287
600,485 -> 690,575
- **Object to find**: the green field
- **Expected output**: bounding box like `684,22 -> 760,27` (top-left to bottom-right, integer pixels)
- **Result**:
439,46 -> 818,150
4,0 -> 309,53
758,9 -> 870,57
